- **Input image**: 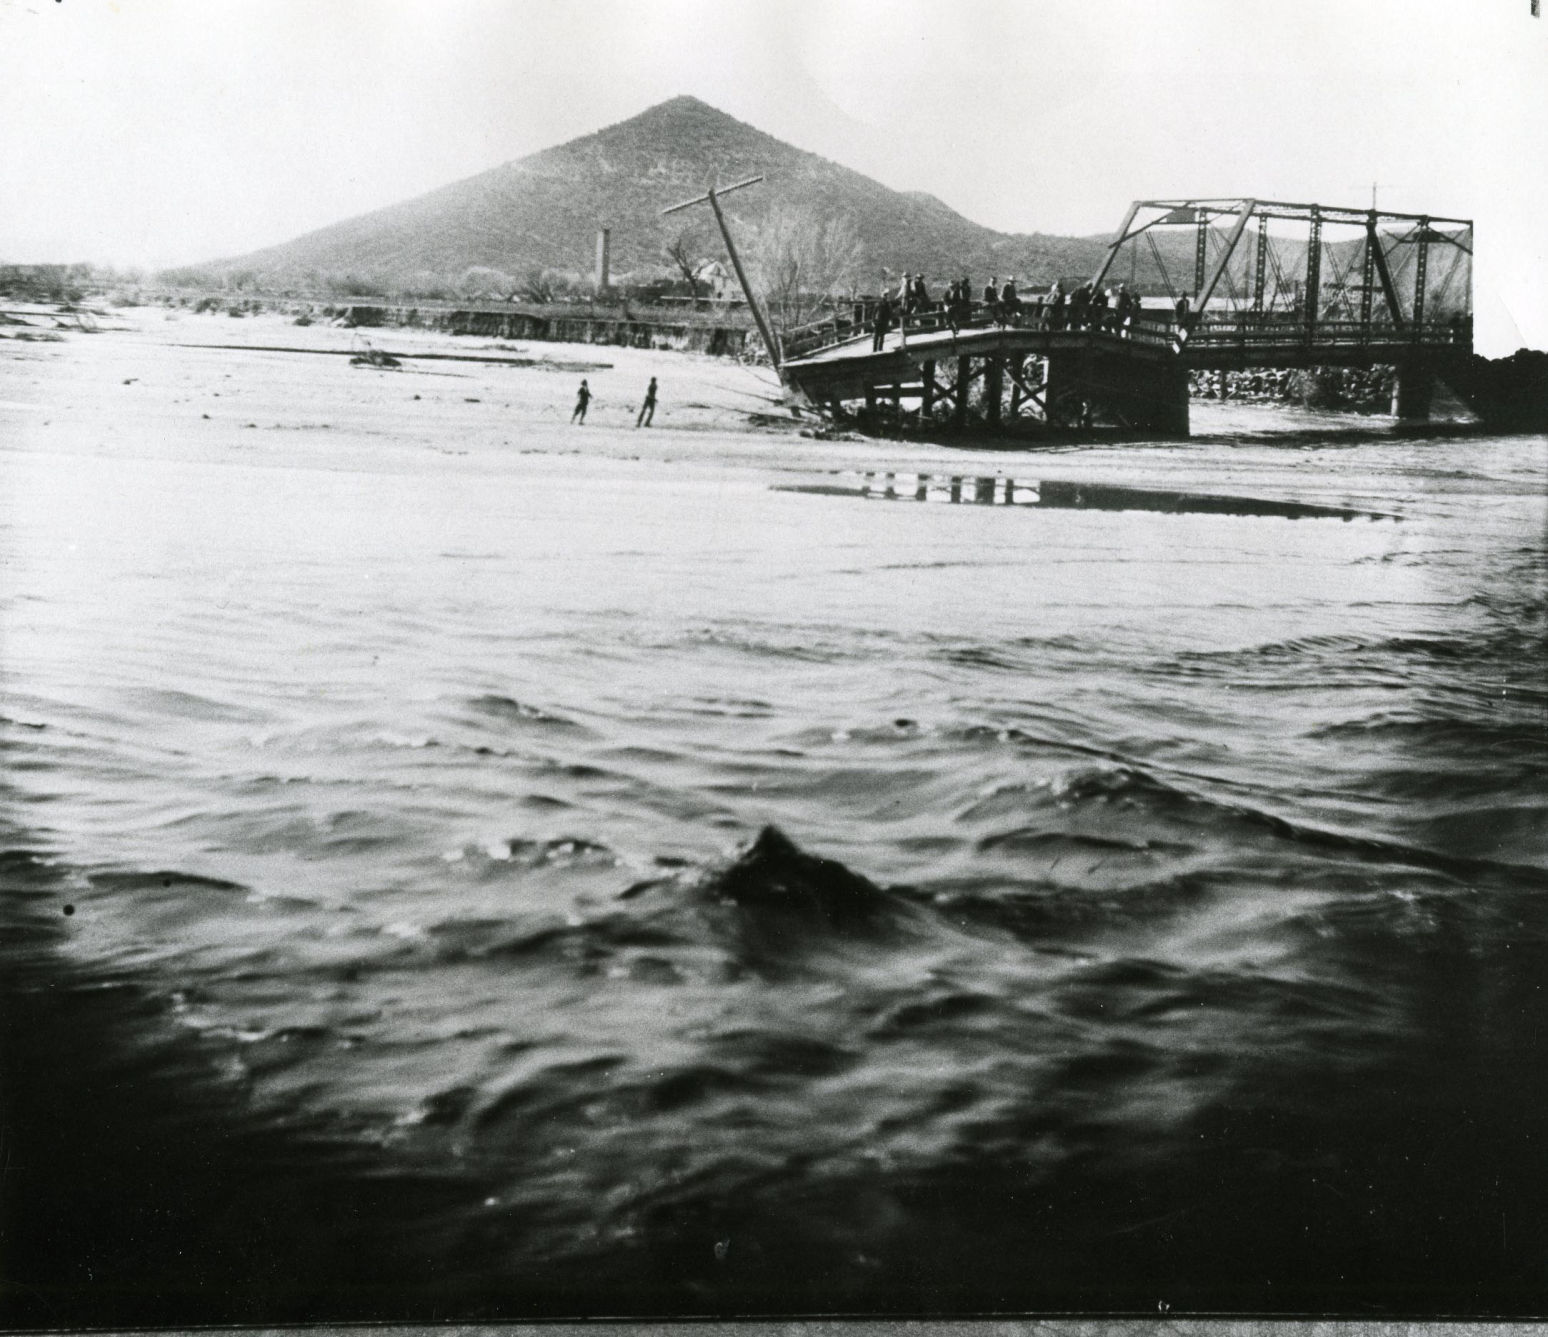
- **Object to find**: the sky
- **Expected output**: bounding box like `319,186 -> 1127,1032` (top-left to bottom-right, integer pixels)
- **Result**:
2,0 -> 1544,352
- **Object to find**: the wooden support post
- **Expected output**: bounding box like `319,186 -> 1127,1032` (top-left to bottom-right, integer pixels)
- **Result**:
1007,360 -> 1044,416
662,176 -> 782,375
985,356 -> 1004,427
704,187 -> 781,371
1009,357 -> 1023,417
954,358 -> 970,429
921,359 -> 936,421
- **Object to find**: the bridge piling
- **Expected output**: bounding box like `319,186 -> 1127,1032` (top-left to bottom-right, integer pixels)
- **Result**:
1391,362 -> 1437,420
985,357 -> 1004,427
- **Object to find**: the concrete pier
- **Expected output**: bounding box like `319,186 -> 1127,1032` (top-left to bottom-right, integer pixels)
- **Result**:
1391,362 -> 1437,420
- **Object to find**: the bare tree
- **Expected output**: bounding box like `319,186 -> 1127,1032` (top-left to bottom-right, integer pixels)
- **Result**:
516,267 -> 557,303
750,207 -> 864,350
663,228 -> 711,299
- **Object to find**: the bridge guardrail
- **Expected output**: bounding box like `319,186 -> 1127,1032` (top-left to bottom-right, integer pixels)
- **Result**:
784,302 -> 1182,360
1186,316 -> 1471,348
783,304 -> 1472,363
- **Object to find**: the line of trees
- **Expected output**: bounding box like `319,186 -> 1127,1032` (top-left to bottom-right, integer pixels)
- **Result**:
8,204 -> 870,340
662,206 -> 865,343
750,206 -> 864,342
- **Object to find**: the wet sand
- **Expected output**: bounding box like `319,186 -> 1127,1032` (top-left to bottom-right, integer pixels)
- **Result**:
0,302 -> 1467,508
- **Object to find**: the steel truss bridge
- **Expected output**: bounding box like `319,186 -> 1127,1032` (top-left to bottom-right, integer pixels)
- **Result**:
780,197 -> 1474,436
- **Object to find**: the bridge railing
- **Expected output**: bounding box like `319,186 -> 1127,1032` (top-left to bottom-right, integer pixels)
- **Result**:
781,303 -> 1471,363
783,300 -> 1182,360
1186,314 -> 1472,350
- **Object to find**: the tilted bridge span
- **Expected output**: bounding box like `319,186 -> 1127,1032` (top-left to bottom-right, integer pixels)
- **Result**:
778,197 -> 1474,437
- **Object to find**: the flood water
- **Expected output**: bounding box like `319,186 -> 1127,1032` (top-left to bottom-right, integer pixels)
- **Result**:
2,337 -> 1546,1322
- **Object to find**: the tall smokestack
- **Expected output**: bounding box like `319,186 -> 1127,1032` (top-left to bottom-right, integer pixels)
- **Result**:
595,228 -> 611,293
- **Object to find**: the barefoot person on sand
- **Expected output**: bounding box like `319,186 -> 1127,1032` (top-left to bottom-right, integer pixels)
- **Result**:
571,378 -> 590,424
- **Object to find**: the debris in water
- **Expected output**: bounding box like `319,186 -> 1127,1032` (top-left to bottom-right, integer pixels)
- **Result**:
349,335 -> 401,370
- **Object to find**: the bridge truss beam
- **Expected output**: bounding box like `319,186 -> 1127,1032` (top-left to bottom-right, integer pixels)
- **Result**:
1093,197 -> 1472,352
779,194 -> 1472,440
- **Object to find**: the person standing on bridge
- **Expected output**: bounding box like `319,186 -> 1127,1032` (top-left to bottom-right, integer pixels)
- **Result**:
571,378 -> 591,425
1046,281 -> 1066,330
999,277 -> 1019,326
636,376 -> 658,428
1173,294 -> 1192,349
897,273 -> 914,348
1069,283 -> 1091,331
871,291 -> 893,352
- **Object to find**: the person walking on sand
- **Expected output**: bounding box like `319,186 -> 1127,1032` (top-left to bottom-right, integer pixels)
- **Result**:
571,378 -> 591,424
636,376 -> 658,428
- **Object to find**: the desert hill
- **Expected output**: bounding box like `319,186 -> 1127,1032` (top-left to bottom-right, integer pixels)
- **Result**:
212,96 -> 1111,292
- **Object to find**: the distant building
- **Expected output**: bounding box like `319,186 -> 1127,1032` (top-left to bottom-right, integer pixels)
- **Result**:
700,260 -> 733,301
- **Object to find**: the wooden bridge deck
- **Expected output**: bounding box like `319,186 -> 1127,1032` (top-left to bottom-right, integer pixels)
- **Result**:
775,195 -> 1472,435
783,323 -> 1168,398
782,312 -> 1471,405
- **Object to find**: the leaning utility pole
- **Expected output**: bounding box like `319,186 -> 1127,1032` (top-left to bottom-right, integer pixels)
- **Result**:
662,175 -> 783,375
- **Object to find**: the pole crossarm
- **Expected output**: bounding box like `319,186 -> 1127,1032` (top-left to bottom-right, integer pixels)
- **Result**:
660,174 -> 781,372
661,175 -> 766,217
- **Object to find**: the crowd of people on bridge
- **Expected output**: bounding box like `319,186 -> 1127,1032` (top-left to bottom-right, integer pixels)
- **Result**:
859,274 -> 1181,349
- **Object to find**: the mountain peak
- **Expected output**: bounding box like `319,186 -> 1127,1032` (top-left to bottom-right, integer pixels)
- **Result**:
655,94 -> 722,113
576,93 -> 781,156
215,99 -> 1110,289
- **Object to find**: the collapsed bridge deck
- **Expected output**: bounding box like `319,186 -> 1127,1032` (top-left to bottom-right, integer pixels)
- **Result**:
780,197 -> 1474,436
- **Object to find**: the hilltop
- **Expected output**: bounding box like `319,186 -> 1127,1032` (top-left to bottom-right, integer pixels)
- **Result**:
209,96 -> 1109,291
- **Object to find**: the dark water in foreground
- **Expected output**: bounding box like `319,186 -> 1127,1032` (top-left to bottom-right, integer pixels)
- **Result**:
2,424 -> 1546,1323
